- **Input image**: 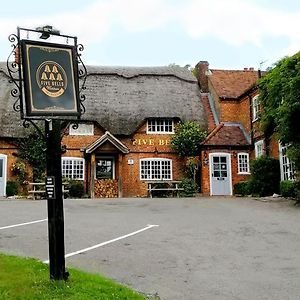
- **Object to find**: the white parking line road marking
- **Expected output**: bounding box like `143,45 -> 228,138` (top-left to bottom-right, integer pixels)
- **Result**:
0,218 -> 47,230
43,224 -> 159,264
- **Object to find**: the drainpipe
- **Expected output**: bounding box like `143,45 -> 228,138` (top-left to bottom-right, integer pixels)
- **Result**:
249,95 -> 254,148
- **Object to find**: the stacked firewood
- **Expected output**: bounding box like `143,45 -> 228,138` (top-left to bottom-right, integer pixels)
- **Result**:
94,179 -> 118,198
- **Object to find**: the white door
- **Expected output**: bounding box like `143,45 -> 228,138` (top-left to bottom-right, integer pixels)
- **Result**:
210,153 -> 232,196
0,155 -> 7,197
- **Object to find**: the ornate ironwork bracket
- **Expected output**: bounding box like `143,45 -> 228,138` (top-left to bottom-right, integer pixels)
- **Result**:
7,32 -> 23,118
77,43 -> 87,116
6,27 -> 87,132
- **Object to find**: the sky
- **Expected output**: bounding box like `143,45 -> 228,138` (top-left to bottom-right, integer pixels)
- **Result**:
1,0 -> 300,70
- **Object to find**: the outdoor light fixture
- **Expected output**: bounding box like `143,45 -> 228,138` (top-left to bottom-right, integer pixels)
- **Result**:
36,25 -> 60,39
203,151 -> 209,166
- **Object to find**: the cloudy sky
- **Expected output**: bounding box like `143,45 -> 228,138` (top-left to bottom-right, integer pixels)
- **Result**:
1,0 -> 300,70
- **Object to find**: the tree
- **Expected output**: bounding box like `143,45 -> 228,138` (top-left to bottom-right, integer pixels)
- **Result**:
171,121 -> 206,194
18,130 -> 46,181
259,52 -> 300,177
171,121 -> 207,157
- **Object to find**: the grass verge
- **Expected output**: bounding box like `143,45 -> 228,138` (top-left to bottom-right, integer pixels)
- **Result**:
0,253 -> 148,299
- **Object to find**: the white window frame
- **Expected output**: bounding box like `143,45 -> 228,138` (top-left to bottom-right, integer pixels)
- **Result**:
61,157 -> 85,180
0,154 -> 7,197
146,119 -> 174,134
69,123 -> 94,136
252,95 -> 261,122
237,153 -> 250,174
140,158 -> 173,180
279,143 -> 295,181
255,140 -> 264,158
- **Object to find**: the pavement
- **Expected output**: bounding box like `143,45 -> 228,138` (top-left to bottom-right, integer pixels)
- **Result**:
1,196 -> 300,300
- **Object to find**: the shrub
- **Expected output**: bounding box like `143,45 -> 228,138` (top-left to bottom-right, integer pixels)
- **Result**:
171,121 -> 207,157
234,181 -> 250,196
6,181 -> 18,197
249,156 -> 280,197
68,180 -> 84,198
280,180 -> 299,198
179,178 -> 199,197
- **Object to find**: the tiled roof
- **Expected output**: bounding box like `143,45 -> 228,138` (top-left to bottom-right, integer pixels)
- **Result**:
200,93 -> 216,132
209,69 -> 259,99
203,123 -> 250,146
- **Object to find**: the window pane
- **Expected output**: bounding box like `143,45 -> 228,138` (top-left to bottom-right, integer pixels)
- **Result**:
62,158 -> 84,180
147,119 -> 173,133
238,153 -> 249,173
96,159 -> 113,179
140,159 -> 172,180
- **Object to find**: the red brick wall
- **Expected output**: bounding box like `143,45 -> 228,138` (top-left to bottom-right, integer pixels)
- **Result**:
61,122 -> 185,197
0,138 -> 32,183
219,96 -> 252,134
269,137 -> 279,159
201,149 -> 251,195
120,124 -> 185,197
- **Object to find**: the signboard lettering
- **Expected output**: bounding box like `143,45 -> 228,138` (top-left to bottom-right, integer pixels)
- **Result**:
21,40 -> 80,117
45,176 -> 56,199
132,138 -> 170,146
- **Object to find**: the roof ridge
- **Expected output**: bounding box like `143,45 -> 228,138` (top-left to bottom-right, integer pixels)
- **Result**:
202,123 -> 224,144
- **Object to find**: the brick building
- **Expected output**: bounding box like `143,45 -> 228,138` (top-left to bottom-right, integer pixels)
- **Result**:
0,63 -> 207,197
195,61 -> 295,195
0,60 -> 295,198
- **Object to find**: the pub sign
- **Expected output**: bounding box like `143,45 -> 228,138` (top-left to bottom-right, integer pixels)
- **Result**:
21,40 -> 80,117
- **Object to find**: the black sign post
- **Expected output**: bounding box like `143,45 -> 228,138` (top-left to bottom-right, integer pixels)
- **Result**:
7,26 -> 87,281
45,119 -> 68,280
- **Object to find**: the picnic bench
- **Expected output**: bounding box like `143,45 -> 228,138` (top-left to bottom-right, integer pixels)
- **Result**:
28,182 -> 69,200
145,180 -> 183,198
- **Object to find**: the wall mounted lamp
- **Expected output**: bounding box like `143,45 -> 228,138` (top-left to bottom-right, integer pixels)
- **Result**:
203,151 -> 209,166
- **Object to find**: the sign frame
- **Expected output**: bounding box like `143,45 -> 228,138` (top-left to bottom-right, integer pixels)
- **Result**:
21,39 -> 81,118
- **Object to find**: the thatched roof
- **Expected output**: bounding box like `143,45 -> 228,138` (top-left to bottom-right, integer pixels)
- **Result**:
0,63 -> 28,138
0,63 -> 207,137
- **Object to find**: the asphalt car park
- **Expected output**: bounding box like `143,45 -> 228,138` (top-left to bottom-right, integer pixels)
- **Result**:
1,197 -> 300,300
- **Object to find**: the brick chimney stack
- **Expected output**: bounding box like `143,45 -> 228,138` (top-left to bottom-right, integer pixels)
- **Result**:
195,61 -> 209,93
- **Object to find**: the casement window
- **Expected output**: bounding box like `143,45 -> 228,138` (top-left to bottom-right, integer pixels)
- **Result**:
69,123 -> 94,135
238,153 -> 250,174
140,158 -> 172,180
279,144 -> 295,181
255,140 -> 264,158
147,119 -> 174,134
61,157 -> 85,180
252,95 -> 261,121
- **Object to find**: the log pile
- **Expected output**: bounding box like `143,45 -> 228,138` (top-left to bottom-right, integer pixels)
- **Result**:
95,179 -> 118,198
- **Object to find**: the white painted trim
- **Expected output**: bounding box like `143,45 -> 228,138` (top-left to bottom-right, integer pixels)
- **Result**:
209,152 -> 232,196
254,139 -> 264,158
237,152 -> 250,174
61,157 -> 85,180
0,154 -> 7,197
139,158 -> 173,181
69,123 -> 94,136
279,142 -> 295,181
252,94 -> 261,122
146,119 -> 175,134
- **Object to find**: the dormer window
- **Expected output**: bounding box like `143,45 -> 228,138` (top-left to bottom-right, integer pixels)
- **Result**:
147,119 -> 174,134
69,123 -> 94,136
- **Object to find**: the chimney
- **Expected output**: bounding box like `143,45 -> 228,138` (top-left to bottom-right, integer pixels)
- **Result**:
195,61 -> 209,93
